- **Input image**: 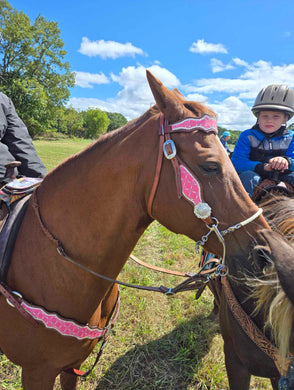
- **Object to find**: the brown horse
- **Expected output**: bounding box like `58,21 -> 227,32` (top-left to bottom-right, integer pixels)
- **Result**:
0,70 -> 272,390
210,190 -> 294,389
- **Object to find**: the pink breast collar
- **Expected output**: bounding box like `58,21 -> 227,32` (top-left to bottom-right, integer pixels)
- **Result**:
1,283 -> 120,340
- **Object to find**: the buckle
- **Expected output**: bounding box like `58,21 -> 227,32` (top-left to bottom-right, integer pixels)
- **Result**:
163,140 -> 177,159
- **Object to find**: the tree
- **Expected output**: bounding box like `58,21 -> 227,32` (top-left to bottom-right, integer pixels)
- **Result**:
0,1 -> 75,137
59,107 -> 84,137
83,108 -> 109,139
105,112 -> 128,132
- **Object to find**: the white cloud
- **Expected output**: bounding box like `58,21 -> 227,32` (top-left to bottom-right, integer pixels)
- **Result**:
74,71 -> 109,88
232,57 -> 249,68
185,60 -> 294,99
190,39 -> 228,54
185,93 -> 208,102
68,64 -> 180,120
211,59 -> 234,73
78,37 -> 145,59
209,96 -> 254,130
110,64 -> 180,110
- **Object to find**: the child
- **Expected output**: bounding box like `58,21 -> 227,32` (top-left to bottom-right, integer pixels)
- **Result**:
231,84 -> 294,197
220,131 -> 232,154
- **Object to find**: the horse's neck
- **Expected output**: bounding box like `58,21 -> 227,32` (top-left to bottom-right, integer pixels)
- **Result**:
37,119 -> 157,279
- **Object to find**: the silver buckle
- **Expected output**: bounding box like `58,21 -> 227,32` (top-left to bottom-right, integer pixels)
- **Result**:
163,140 -> 177,159
6,291 -> 23,307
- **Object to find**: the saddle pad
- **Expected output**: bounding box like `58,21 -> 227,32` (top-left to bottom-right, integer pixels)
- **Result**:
0,177 -> 42,206
3,177 -> 42,194
0,195 -> 31,282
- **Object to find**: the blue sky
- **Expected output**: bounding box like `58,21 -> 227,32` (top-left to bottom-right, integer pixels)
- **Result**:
9,0 -> 294,130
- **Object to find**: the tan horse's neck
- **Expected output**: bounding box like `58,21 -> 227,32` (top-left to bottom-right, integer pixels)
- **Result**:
9,110 -> 159,323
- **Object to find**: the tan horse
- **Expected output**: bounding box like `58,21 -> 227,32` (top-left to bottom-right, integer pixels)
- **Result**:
0,70 -> 270,389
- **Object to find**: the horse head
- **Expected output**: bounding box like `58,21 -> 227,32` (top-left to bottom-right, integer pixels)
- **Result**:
146,70 -> 269,267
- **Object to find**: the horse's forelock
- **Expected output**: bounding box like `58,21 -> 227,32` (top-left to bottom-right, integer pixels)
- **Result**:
183,101 -> 216,118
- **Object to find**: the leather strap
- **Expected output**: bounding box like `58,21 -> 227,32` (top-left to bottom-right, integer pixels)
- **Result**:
130,254 -> 189,276
147,128 -> 165,217
0,283 -> 38,327
221,276 -> 291,376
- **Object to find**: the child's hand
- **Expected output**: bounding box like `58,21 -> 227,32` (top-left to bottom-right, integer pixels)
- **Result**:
268,157 -> 289,172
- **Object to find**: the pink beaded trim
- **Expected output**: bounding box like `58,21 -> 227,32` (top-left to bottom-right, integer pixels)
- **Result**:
180,164 -> 203,205
171,115 -> 217,133
21,301 -> 108,340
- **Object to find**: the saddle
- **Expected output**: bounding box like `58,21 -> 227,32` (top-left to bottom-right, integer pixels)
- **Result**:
252,178 -> 294,203
0,162 -> 43,282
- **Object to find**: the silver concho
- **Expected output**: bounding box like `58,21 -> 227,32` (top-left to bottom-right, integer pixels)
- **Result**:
194,202 -> 211,219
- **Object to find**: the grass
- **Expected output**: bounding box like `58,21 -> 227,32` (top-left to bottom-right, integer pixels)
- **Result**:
0,138 -> 272,389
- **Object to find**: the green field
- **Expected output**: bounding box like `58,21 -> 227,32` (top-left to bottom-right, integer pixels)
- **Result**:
0,139 -> 271,389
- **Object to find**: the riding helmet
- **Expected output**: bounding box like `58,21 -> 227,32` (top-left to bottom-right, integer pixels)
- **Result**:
252,84 -> 294,119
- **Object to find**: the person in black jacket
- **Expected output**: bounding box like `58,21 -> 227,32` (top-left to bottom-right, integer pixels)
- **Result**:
0,92 -> 47,182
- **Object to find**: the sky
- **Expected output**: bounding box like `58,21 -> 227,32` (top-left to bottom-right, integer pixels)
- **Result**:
8,0 -> 294,130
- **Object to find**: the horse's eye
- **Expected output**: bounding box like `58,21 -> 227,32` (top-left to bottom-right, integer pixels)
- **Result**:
199,162 -> 220,175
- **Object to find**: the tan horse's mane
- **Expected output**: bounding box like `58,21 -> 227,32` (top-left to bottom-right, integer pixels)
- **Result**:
249,194 -> 294,358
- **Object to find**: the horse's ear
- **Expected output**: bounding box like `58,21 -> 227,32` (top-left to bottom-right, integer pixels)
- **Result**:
172,88 -> 186,102
146,70 -> 185,123
260,229 -> 294,306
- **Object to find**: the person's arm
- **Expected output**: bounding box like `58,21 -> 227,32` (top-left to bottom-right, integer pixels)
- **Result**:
285,132 -> 294,172
231,131 -> 260,173
1,95 -> 47,178
225,142 -> 232,154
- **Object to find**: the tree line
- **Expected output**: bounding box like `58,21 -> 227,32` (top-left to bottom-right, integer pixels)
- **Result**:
57,108 -> 127,138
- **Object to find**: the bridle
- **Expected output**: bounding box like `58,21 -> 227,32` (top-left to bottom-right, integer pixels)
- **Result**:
30,112 -> 263,289
147,113 -> 263,264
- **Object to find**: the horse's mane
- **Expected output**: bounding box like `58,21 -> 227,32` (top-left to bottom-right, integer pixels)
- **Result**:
44,107 -> 159,180
260,195 -> 294,239
248,194 -> 294,358
98,106 -> 158,145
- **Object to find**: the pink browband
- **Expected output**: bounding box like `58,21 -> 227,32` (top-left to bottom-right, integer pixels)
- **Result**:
168,115 -> 217,133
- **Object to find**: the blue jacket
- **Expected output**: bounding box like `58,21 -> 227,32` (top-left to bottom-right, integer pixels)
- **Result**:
220,137 -> 232,153
231,127 -> 294,173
